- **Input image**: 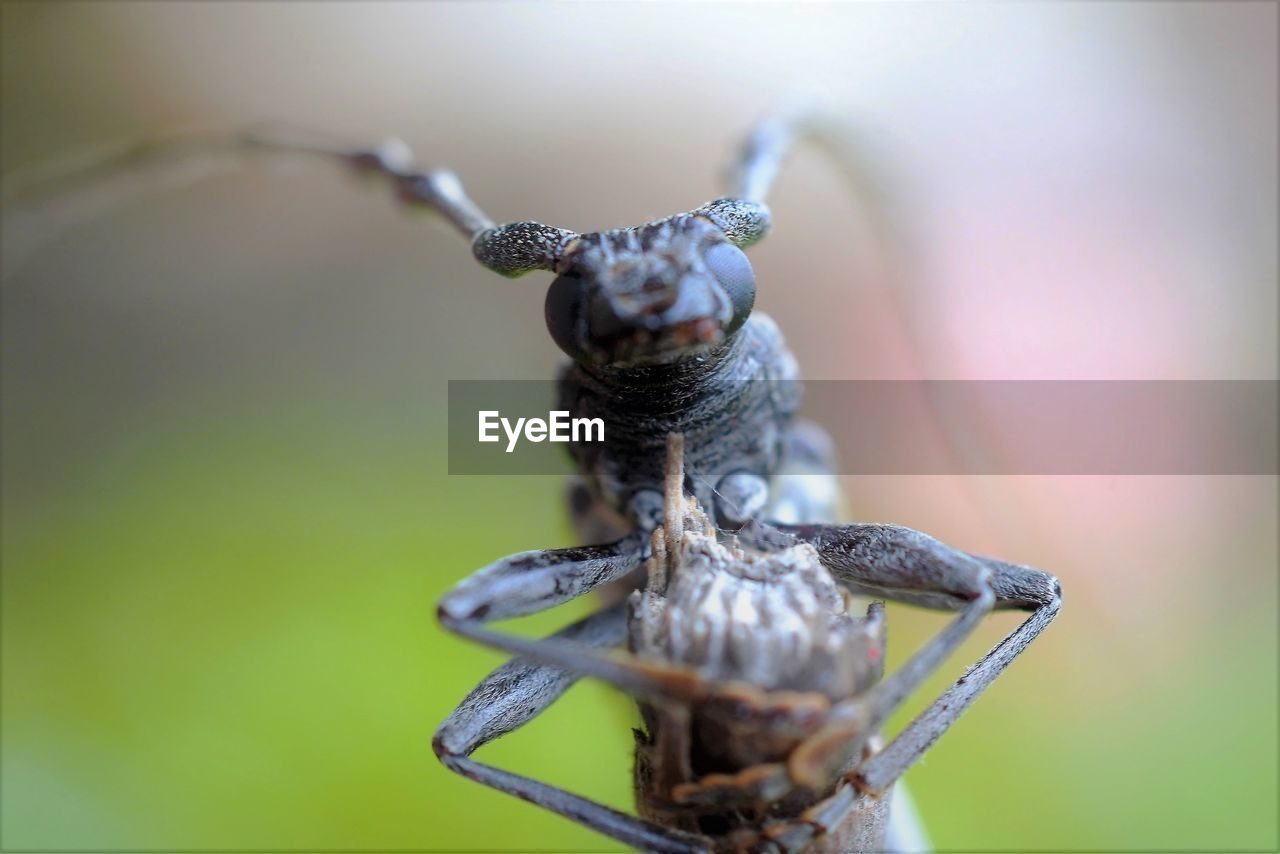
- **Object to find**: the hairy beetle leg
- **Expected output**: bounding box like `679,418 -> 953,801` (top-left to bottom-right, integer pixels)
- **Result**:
854,569 -> 1061,795
438,533 -> 646,625
771,521 -> 1061,794
433,601 -> 712,854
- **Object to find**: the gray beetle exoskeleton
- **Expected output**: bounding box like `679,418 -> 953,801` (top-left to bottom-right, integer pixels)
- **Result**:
7,108 -> 1062,852
346,110 -> 1063,852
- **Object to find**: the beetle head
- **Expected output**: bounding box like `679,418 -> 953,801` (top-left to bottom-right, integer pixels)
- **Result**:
545,216 -> 758,367
470,199 -> 770,369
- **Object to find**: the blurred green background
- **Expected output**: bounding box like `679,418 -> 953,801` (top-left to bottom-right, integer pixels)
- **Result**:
2,2 -> 1276,852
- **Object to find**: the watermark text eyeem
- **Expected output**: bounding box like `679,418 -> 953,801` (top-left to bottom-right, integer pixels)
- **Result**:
478,410 -> 605,453
450,380 -> 1276,474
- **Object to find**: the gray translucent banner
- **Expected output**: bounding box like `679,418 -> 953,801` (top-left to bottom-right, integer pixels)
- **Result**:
448,380 -> 1277,475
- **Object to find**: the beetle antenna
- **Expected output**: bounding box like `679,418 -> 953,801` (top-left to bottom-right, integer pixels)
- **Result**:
3,124 -> 580,279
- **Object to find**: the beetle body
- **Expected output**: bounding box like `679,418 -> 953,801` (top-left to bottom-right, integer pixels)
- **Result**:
24,115 -> 1057,853
628,452 -> 891,851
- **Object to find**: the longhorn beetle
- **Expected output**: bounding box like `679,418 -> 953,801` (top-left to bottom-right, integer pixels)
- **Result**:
306,109 -> 1059,851
8,108 -> 1062,851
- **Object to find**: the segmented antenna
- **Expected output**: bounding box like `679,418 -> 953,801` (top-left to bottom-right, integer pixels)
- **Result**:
241,129 -> 496,239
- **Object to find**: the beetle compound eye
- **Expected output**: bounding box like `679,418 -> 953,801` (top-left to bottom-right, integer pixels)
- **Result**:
545,273 -> 588,360
704,242 -> 756,335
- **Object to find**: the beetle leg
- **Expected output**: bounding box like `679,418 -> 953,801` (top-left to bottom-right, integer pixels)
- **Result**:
434,601 -> 627,760
440,757 -> 709,854
440,489 -> 749,707
434,602 -> 710,854
437,528 -> 714,850
450,612 -> 880,819
448,593 -> 866,726
438,532 -> 646,624
442,607 -> 722,706
444,617 -> 886,838
853,567 -> 1061,795
772,521 -> 1061,793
